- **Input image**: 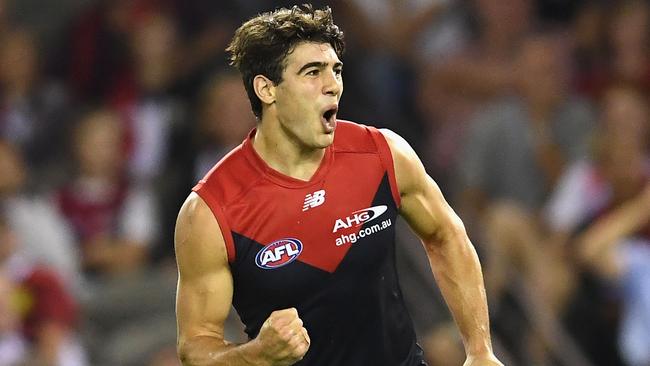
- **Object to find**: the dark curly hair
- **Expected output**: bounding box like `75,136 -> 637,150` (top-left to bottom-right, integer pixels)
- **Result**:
226,4 -> 345,118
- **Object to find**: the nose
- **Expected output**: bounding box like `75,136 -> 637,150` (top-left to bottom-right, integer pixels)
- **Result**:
323,69 -> 342,97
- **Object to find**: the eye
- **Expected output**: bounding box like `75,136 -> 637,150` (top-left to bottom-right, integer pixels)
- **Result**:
334,68 -> 343,77
306,69 -> 319,76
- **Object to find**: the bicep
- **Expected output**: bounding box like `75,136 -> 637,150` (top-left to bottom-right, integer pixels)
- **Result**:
175,192 -> 234,346
381,129 -> 466,243
400,175 -> 465,243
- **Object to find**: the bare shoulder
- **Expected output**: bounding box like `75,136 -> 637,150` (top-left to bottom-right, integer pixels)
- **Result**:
378,128 -> 425,194
175,192 -> 229,276
176,192 -> 215,233
378,128 -> 414,157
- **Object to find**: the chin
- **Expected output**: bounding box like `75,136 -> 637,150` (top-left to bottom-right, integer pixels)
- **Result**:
314,132 -> 335,148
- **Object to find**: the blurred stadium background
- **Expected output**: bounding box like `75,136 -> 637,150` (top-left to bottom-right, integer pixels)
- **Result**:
0,0 -> 648,365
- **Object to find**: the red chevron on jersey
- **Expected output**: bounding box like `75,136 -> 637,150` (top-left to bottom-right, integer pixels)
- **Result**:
193,120 -> 400,273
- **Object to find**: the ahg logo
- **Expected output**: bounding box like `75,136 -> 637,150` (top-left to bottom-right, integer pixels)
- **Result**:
332,205 -> 388,233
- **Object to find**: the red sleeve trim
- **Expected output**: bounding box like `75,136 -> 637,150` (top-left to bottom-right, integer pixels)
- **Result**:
367,127 -> 402,208
193,182 -> 236,263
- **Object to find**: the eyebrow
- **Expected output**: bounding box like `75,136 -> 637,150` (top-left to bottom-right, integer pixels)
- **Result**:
297,61 -> 343,75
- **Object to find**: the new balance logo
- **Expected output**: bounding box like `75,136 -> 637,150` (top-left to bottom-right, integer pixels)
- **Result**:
303,189 -> 326,211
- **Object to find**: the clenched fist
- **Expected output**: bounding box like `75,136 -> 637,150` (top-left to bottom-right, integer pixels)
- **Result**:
254,308 -> 310,366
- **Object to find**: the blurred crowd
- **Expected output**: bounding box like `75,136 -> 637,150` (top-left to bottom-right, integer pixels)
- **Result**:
0,0 -> 648,365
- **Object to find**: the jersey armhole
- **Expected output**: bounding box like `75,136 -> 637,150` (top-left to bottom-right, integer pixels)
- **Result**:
367,126 -> 402,208
192,183 -> 236,263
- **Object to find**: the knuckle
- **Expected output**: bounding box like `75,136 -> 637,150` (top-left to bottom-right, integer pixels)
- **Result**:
270,325 -> 284,337
294,342 -> 308,357
280,329 -> 294,341
286,336 -> 299,349
272,319 -> 283,329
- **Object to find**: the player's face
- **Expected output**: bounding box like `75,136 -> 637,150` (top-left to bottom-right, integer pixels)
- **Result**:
273,42 -> 343,149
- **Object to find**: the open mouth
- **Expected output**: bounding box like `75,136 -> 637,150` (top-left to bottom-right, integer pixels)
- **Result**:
321,106 -> 338,133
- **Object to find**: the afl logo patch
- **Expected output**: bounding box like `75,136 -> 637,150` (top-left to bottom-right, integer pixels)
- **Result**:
255,238 -> 303,270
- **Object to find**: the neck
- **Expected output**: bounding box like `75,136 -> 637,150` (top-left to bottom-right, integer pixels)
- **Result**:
253,117 -> 326,182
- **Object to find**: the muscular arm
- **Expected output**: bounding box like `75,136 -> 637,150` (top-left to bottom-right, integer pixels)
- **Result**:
381,130 -> 501,365
175,193 -> 263,365
175,193 -> 309,366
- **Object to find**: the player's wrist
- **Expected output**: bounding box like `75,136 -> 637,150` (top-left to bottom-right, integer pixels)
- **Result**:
236,338 -> 274,366
464,340 -> 494,360
464,352 -> 503,366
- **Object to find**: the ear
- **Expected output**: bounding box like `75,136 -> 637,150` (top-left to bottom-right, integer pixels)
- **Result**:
253,75 -> 276,107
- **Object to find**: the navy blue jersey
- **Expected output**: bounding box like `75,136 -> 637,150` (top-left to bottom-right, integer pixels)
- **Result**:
194,121 -> 426,365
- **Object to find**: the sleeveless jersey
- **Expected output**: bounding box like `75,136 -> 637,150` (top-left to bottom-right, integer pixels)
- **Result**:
193,121 -> 426,365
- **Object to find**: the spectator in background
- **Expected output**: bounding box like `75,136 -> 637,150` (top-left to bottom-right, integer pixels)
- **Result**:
0,140 -> 81,294
112,10 -> 194,264
575,0 -> 650,100
337,0 -> 450,63
193,71 -> 256,180
56,107 -> 176,366
556,85 -> 650,366
457,32 -> 595,364
416,0 -> 534,194
167,0 -> 251,99
607,0 -> 650,93
66,0 -> 148,101
111,11 -> 186,184
432,0 -> 533,100
0,212 -> 87,366
65,0 -> 247,102
576,175 -> 650,366
571,0 -> 608,99
459,32 -> 594,216
481,85 -> 648,366
57,108 -> 155,279
545,86 -> 649,240
0,29 -> 72,191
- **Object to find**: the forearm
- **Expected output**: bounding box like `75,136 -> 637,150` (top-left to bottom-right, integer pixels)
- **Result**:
179,336 -> 269,366
425,234 -> 492,357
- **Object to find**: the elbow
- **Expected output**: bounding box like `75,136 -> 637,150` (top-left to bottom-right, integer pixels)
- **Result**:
176,334 -> 229,366
178,353 -> 191,366
177,337 -> 200,366
423,217 -> 470,252
176,340 -> 191,366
